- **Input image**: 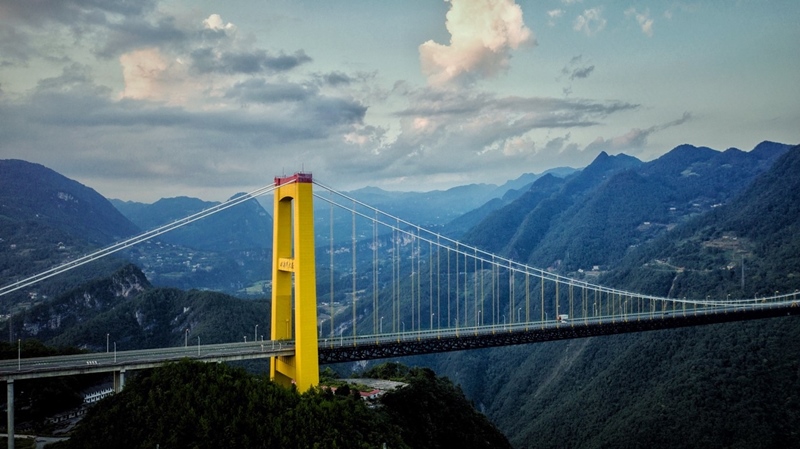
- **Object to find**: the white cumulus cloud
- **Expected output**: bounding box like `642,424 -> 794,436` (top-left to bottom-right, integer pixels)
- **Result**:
203,14 -> 236,32
547,9 -> 564,27
573,8 -> 606,36
625,8 -> 654,37
419,0 -> 534,87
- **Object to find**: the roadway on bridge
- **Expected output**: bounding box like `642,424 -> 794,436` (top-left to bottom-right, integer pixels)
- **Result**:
0,341 -> 294,381
3,301 -> 797,381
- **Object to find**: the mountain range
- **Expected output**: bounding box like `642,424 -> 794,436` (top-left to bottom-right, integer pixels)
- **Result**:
2,139 -> 799,447
421,141 -> 800,447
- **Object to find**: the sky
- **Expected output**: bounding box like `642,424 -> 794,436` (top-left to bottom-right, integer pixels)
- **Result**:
0,0 -> 798,202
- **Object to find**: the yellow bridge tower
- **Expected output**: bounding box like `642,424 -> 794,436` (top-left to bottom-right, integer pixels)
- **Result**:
270,173 -> 319,390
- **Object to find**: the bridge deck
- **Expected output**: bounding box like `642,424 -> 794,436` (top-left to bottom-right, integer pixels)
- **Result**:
4,304 -> 796,381
319,304 -> 800,363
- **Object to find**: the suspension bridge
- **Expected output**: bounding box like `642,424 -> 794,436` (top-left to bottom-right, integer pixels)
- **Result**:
1,172 -> 798,447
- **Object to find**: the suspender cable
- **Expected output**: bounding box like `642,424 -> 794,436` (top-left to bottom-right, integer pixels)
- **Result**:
541,276 -> 545,329
437,236 -> 441,330
429,240 -> 433,330
410,233 -> 415,332
509,260 -> 514,324
373,211 -> 379,334
569,282 -> 574,326
489,257 -> 497,326
455,242 -> 459,328
351,202 -> 357,338
417,230 -> 421,332
447,248 -> 451,328
480,259 -> 485,326
525,272 -> 530,328
555,279 -> 560,324
392,222 -> 398,333
330,190 -> 335,339
463,251 -> 467,328
473,248 -> 478,327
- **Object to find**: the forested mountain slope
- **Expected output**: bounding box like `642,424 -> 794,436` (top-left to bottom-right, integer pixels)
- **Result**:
421,143 -> 800,448
112,194 -> 273,252
0,160 -> 139,245
464,151 -> 641,260
465,141 -> 790,273
52,360 -> 511,449
604,142 -> 800,298
0,160 -> 140,313
2,264 -> 268,352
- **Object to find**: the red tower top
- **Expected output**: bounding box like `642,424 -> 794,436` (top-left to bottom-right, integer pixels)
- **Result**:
274,172 -> 313,186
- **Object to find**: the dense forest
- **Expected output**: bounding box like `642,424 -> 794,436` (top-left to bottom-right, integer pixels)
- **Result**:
49,360 -> 509,449
416,143 -> 800,447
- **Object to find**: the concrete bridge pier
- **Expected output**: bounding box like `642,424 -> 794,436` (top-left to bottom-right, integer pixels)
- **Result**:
113,369 -> 126,393
6,379 -> 13,449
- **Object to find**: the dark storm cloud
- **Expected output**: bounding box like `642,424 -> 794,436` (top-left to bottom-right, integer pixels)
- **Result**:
190,48 -> 312,75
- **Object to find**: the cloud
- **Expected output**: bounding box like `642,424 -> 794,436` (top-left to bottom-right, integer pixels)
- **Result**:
547,9 -> 564,27
561,55 -> 595,81
203,14 -> 236,32
0,23 -> 37,66
625,8 -> 654,37
0,3 -> 390,199
419,0 -> 534,87
1,0 -> 184,61
324,86 -> 639,185
226,78 -> 317,104
190,48 -> 311,75
0,0 -> 157,27
583,112 -> 692,154
114,14 -> 312,106
0,68 -> 371,197
318,71 -> 355,87
0,0 -> 693,199
573,8 -> 606,36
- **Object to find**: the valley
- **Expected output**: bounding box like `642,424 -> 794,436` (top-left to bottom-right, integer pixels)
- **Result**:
2,140 -> 800,448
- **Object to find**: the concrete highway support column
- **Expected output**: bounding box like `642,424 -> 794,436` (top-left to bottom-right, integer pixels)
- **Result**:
6,379 -> 13,449
113,370 -> 126,393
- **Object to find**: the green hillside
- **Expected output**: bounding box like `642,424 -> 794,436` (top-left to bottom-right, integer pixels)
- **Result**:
51,360 -> 510,449
464,142 -> 790,273
112,194 -> 273,252
3,264 -> 270,352
0,160 -> 140,313
421,144 -> 800,448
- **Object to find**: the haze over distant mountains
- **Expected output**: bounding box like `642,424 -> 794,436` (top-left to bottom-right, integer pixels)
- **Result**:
2,140 -> 800,447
